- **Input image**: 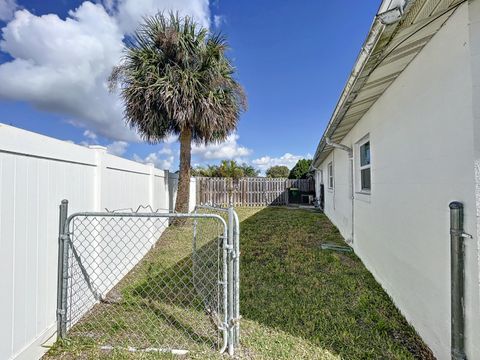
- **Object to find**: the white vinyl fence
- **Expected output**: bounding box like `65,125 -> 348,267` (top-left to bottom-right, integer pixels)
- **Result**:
0,123 -> 194,360
168,173 -> 197,212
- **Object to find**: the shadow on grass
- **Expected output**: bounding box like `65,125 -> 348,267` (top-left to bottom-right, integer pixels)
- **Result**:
47,207 -> 434,359
54,219 -> 227,355
127,237 -> 220,310
237,206 -> 434,360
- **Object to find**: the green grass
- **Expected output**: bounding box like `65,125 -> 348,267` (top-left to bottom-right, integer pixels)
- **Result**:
45,207 -> 433,359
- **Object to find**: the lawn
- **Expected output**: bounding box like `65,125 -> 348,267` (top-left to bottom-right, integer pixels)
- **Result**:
46,207 -> 433,359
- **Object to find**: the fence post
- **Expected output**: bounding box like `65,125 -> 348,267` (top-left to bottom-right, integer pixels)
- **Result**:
285,179 -> 289,205
227,206 -> 235,355
56,199 -> 69,339
232,209 -> 240,347
89,145 -> 107,211
147,163 -> 155,208
449,201 -> 468,360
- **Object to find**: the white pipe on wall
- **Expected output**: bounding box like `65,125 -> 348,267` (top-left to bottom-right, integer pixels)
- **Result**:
325,138 -> 355,244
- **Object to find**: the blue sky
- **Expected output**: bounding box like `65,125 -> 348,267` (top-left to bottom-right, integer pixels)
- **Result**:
0,0 -> 379,173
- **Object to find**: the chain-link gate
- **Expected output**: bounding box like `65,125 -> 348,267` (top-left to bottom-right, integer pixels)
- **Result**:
56,200 -> 240,356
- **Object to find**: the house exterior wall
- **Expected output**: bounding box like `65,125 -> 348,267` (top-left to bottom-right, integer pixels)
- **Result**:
470,3 -> 480,351
316,3 -> 480,359
319,149 -> 353,243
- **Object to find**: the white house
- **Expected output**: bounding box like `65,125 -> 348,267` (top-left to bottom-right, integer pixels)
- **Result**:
311,0 -> 480,359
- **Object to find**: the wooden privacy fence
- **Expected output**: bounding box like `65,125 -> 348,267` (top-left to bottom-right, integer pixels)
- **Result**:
196,177 -> 315,206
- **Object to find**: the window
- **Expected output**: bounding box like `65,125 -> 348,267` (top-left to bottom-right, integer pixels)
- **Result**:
327,162 -> 334,189
359,140 -> 371,192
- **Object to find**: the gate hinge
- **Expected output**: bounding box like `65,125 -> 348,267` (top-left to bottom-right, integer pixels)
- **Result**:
60,234 -> 70,242
57,309 -> 66,316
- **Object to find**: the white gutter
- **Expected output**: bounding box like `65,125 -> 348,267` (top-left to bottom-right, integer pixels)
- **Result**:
378,0 -> 409,24
311,20 -> 384,168
325,137 -> 352,158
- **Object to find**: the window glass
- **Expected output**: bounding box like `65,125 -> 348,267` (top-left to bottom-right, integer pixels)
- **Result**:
361,168 -> 371,190
357,137 -> 371,193
328,162 -> 333,189
360,141 -> 370,167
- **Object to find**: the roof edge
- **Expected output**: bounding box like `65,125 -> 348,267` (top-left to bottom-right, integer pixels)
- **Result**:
311,0 -> 414,169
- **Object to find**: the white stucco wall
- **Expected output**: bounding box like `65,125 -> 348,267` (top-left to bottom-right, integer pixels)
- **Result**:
316,3 -> 480,359
470,2 -> 480,347
319,150 -> 353,243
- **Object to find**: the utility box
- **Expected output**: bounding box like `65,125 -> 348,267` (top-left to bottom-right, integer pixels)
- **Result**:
288,187 -> 315,205
288,187 -> 300,204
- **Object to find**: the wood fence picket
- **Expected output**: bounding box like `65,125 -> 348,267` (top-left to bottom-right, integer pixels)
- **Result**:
196,177 -> 315,206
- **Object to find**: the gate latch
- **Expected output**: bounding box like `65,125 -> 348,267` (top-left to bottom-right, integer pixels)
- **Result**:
230,315 -> 242,326
450,229 -> 473,239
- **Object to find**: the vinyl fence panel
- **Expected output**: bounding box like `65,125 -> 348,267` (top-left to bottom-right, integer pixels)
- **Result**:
0,123 -> 186,360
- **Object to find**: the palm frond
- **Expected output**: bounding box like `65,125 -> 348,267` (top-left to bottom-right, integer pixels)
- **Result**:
109,12 -> 246,144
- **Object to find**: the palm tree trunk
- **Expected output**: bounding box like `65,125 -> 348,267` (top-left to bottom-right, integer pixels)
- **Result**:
175,128 -> 192,214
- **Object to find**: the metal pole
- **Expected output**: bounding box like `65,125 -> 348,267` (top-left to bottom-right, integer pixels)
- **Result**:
220,226 -> 229,354
233,210 -> 240,347
227,206 -> 234,355
192,207 -> 198,294
449,201 -> 467,360
56,199 -> 68,338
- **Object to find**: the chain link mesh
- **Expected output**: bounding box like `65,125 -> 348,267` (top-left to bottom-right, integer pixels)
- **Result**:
64,213 -> 227,353
194,205 -> 241,348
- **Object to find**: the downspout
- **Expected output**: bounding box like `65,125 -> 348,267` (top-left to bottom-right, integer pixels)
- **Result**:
310,164 -> 322,209
326,138 -> 353,157
326,138 -> 354,244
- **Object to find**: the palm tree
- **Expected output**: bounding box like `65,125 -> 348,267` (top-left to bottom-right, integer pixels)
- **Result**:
109,13 -> 246,213
218,160 -> 244,179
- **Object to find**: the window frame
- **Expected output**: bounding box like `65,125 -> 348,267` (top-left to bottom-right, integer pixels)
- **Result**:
327,161 -> 334,190
355,135 -> 371,194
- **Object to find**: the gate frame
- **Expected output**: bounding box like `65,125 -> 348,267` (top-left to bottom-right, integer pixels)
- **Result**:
56,199 -> 240,355
194,204 -> 241,353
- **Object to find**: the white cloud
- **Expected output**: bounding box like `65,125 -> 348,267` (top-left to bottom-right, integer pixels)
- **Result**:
0,3 -> 133,140
131,131 -> 178,169
213,14 -> 224,28
252,153 -> 312,173
106,140 -> 128,156
0,0 -> 18,22
158,147 -> 173,155
78,128 -> 128,156
163,134 -> 178,144
111,0 -> 210,34
0,0 -> 211,141
133,151 -> 174,170
83,129 -> 98,140
192,133 -> 252,161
